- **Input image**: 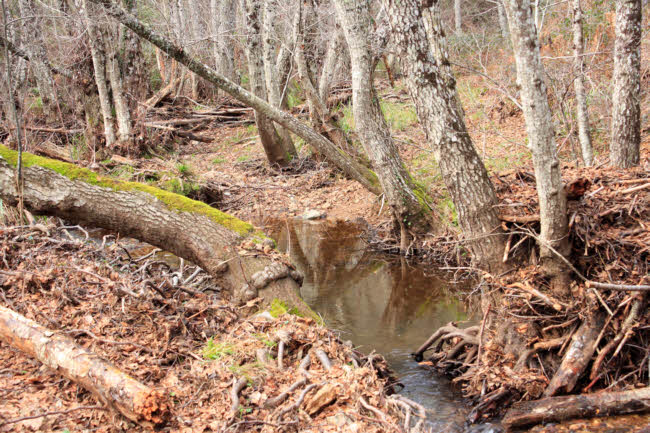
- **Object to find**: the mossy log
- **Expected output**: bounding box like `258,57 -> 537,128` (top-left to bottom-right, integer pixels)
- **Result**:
0,305 -> 170,426
0,146 -> 309,313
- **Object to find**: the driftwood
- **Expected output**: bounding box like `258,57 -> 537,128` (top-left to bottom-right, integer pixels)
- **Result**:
503,386 -> 650,429
0,305 -> 169,426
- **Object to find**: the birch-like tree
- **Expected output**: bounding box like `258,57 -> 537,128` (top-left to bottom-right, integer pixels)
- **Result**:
572,0 -> 593,166
610,0 -> 641,168
334,0 -> 433,234
381,0 -> 506,270
503,0 -> 569,281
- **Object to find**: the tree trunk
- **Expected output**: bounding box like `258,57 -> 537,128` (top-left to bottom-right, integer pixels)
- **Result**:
216,0 -> 236,82
188,0 -> 201,100
334,0 -> 433,233
381,0 -> 507,270
0,146 -> 310,313
318,27 -> 345,104
497,0 -> 509,39
572,0 -> 593,166
262,0 -> 297,157
0,305 -> 170,427
504,0 -> 570,278
244,0 -> 292,167
503,386 -> 650,429
17,0 -> 57,122
454,0 -> 462,34
80,0 -> 117,147
87,0 -> 380,194
610,0 -> 641,168
106,37 -> 132,144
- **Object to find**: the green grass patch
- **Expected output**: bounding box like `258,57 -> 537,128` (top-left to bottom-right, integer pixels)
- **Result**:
380,101 -> 418,131
212,157 -> 226,164
202,339 -> 235,360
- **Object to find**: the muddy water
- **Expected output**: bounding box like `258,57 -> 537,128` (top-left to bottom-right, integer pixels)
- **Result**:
266,218 -> 476,430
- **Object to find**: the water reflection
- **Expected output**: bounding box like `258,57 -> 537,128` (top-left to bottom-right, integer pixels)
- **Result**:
268,218 -> 472,428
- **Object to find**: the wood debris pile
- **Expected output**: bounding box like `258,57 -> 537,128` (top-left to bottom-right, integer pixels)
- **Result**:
0,221 -> 423,432
415,163 -> 649,427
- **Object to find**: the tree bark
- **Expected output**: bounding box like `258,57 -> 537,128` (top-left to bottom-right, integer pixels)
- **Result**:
0,305 -> 170,427
0,147 -> 309,312
497,0 -> 509,39
610,0 -> 641,168
381,0 -> 506,270
80,0 -> 117,147
262,0 -> 297,157
454,0 -> 462,34
106,38 -> 132,144
87,0 -> 380,194
215,0 -> 236,82
318,27 -> 345,104
504,0 -> 570,277
503,386 -> 650,429
572,0 -> 593,166
334,0 -> 433,233
244,0 -> 292,167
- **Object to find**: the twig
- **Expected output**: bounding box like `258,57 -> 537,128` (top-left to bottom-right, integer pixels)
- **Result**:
274,382 -> 319,421
314,349 -> 332,371
0,406 -> 107,426
62,329 -> 153,353
229,377 -> 248,416
359,397 -> 386,422
264,378 -> 307,408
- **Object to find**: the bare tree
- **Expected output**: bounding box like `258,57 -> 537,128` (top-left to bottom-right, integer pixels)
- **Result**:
334,0 -> 433,235
504,0 -> 569,282
497,0 -> 509,39
80,0 -> 117,147
381,0 -> 507,270
610,0 -> 641,168
243,0 -> 293,167
17,0 -> 57,122
454,0 -> 462,34
572,0 -> 593,166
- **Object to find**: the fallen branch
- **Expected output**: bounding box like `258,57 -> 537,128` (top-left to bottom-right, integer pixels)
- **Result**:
264,378 -> 307,408
229,377 -> 248,416
0,305 -> 169,426
0,405 -> 107,427
503,386 -> 650,429
314,349 -> 332,371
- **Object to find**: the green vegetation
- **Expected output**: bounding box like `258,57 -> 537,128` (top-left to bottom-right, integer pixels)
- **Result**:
236,155 -> 251,163
212,157 -> 226,164
253,333 -> 277,348
176,162 -> 192,176
268,298 -> 302,318
0,145 -> 263,238
202,339 -> 235,360
380,101 -> 418,131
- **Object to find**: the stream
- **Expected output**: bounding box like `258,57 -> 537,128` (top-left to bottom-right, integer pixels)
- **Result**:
266,217 -> 478,432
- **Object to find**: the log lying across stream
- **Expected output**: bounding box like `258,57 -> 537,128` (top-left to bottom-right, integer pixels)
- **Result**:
0,305 -> 170,426
0,146 -> 309,315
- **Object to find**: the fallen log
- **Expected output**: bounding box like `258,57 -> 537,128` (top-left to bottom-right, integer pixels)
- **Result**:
502,386 -> 650,429
0,305 -> 170,426
0,146 -> 311,316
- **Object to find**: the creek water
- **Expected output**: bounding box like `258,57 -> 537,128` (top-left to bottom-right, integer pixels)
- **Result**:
266,217 -> 477,431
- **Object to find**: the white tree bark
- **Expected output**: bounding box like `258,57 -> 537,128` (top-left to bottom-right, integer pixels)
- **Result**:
610,0 -> 641,168
497,0 -> 509,39
454,0 -> 462,34
504,0 -> 570,274
262,0 -> 296,156
381,0 -> 507,269
80,0 -> 116,147
318,26 -> 345,103
244,0 -> 291,166
334,0 -> 432,233
572,0 -> 593,166
105,34 -> 132,144
216,0 -> 236,82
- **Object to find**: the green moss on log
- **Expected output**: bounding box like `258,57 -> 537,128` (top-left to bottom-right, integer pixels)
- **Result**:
0,145 -> 261,237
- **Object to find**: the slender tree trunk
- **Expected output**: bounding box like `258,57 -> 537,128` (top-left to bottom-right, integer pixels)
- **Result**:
572,0 -> 593,166
334,0 -> 433,233
188,0 -> 201,100
217,0 -> 236,82
17,0 -> 57,121
497,0 -> 509,39
88,0 -> 380,193
244,0 -> 291,167
454,0 -> 462,34
504,0 -> 570,279
80,0 -> 116,147
318,27 -> 345,103
262,0 -> 296,157
381,0 -> 507,270
610,0 -> 641,168
105,36 -> 132,144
